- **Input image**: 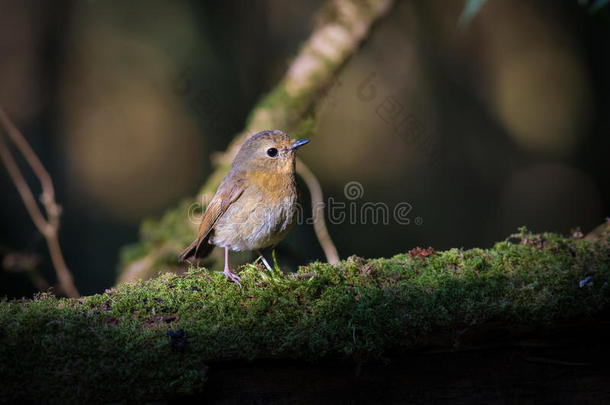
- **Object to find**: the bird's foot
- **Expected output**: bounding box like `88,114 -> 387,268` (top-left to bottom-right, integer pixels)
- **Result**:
257,250 -> 275,272
223,268 -> 241,287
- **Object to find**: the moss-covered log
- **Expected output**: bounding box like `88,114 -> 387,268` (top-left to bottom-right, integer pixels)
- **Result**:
1,229 -> 609,402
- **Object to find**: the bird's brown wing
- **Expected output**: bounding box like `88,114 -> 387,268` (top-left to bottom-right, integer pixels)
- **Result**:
178,177 -> 245,263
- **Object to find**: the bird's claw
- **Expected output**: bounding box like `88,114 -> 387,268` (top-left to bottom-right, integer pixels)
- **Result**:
223,268 -> 241,287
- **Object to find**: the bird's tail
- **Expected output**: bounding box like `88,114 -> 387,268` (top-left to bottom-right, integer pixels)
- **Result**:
178,235 -> 214,264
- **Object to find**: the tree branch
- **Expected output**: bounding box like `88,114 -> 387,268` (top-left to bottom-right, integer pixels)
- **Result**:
297,158 -> 339,264
0,108 -> 79,298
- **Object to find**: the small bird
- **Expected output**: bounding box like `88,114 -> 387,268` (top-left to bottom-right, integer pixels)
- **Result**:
179,129 -> 309,285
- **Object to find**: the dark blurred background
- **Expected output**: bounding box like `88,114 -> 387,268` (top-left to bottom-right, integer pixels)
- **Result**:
1,0 -> 608,298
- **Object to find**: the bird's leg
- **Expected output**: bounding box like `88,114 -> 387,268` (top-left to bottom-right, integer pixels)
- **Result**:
222,246 -> 241,286
257,250 -> 273,272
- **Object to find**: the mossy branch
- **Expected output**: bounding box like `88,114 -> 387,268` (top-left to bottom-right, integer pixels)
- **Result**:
2,228 -> 609,402
117,0 -> 395,283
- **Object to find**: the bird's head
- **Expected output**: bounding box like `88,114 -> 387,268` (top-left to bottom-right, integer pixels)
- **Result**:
232,130 -> 309,174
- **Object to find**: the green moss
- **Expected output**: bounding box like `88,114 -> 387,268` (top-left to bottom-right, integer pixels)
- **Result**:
1,230 -> 609,402
292,115 -> 317,139
251,83 -> 290,112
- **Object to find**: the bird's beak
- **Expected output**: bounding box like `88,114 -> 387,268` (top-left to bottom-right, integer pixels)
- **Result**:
290,139 -> 310,150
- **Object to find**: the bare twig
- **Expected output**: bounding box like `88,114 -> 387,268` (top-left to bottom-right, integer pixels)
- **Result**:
2,251 -> 49,291
297,158 -> 339,264
0,107 -> 80,297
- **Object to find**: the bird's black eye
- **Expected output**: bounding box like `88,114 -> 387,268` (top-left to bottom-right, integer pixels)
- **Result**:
266,147 -> 278,157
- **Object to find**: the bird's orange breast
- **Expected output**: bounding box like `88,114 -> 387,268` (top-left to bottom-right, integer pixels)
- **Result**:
245,170 -> 297,202
210,170 -> 299,251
